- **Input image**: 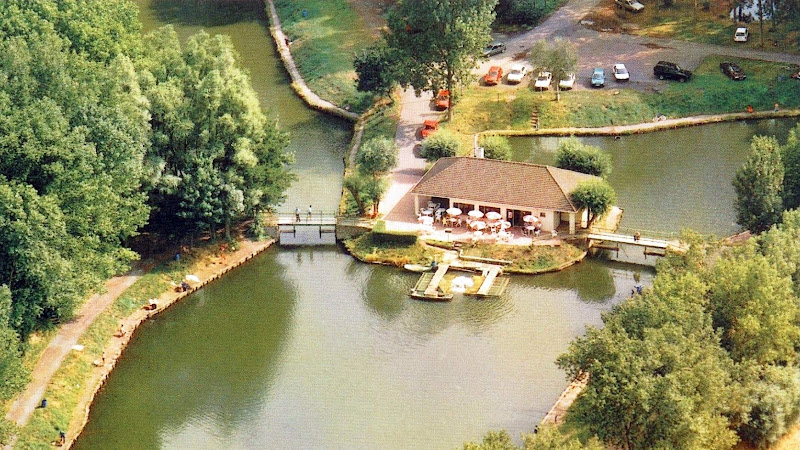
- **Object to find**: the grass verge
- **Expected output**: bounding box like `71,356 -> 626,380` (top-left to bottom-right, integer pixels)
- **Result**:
460,242 -> 585,273
13,243 -> 229,448
344,233 -> 435,266
445,55 -> 799,137
273,0 -> 379,114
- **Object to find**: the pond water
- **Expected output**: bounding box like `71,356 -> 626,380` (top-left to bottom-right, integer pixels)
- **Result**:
510,118 -> 798,237
75,248 -> 652,449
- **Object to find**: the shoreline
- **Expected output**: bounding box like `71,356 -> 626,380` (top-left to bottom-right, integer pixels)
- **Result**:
65,239 -> 276,448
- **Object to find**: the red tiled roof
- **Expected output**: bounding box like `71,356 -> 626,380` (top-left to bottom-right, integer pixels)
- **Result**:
410,157 -> 598,212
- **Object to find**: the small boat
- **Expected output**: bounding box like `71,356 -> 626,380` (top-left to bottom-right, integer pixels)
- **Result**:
403,263 -> 432,273
409,290 -> 454,301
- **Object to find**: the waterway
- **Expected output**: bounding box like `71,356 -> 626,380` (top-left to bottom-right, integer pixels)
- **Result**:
510,118 -> 798,237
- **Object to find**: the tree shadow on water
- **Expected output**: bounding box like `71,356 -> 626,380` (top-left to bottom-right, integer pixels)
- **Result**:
149,0 -> 267,28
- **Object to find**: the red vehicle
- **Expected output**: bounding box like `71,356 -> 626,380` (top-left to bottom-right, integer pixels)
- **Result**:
435,90 -> 450,110
484,66 -> 503,85
420,120 -> 439,138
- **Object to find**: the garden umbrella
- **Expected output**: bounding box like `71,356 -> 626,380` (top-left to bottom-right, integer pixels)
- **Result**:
523,215 -> 539,223
468,209 -> 484,219
446,207 -> 462,216
485,211 -> 502,221
471,221 -> 487,230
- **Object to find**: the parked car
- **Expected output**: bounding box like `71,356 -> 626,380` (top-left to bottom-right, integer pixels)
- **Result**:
591,67 -> 605,87
420,120 -> 439,138
720,62 -> 746,80
484,66 -> 503,85
482,42 -> 506,58
613,63 -> 630,81
734,27 -> 749,42
435,90 -> 451,110
615,0 -> 644,12
507,64 -> 528,84
534,72 -> 552,90
653,61 -> 692,82
559,72 -> 576,90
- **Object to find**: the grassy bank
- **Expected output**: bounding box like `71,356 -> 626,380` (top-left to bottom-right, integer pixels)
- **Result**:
445,55 -> 799,137
14,243 -> 234,447
344,232 -> 435,266
460,242 -> 585,273
273,0 -> 380,114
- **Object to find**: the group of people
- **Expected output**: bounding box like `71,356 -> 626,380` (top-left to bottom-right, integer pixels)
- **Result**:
295,205 -> 313,222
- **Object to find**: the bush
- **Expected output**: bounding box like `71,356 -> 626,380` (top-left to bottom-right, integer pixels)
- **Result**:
479,135 -> 511,160
740,365 -> 800,447
555,137 -> 613,178
421,130 -> 460,162
371,221 -> 417,245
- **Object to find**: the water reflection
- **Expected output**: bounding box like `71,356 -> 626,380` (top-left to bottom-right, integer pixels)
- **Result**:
148,0 -> 266,27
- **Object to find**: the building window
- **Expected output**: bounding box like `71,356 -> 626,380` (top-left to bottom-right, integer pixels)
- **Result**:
539,212 -> 546,217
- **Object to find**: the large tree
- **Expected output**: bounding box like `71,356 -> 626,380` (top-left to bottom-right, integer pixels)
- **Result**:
385,0 -> 497,119
569,179 -> 617,227
356,137 -> 398,216
140,27 -> 294,239
733,135 -> 784,233
529,39 -> 577,101
555,138 -> 612,178
781,124 -> 800,210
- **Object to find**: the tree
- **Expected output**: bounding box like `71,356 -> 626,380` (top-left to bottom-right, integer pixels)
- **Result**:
756,209 -> 800,294
0,286 -> 27,402
140,27 -> 294,239
529,39 -> 577,101
355,137 -> 397,216
420,130 -> 461,162
385,0 -> 496,120
555,138 -> 612,178
781,124 -> 800,210
733,135 -> 784,233
739,364 -> 800,448
354,44 -> 397,97
343,174 -> 370,216
569,180 -> 617,227
479,135 -> 512,160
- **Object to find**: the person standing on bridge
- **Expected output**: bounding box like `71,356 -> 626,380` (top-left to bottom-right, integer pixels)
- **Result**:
295,207 -> 301,222
633,231 -> 641,241
307,205 -> 313,221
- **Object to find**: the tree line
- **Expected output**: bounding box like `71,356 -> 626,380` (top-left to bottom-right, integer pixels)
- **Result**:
0,0 -> 294,432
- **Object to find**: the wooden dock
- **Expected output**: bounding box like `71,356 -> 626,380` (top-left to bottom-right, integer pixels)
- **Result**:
409,264 -> 453,301
476,266 -> 500,296
424,264 -> 450,296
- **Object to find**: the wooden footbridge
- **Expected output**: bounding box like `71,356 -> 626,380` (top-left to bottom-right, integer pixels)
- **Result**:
587,231 -> 683,257
271,212 -> 354,245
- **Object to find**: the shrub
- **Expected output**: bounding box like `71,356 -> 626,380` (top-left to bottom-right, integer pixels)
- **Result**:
479,135 -> 511,160
555,137 -> 613,178
421,130 -> 460,162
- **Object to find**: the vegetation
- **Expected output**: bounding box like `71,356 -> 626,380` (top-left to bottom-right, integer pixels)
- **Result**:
555,138 -> 613,178
733,135 -> 785,232
344,232 -> 433,267
557,216 -> 800,449
781,125 -> 800,210
273,0 -> 377,113
351,138 -> 398,216
528,39 -> 578,101
480,135 -> 513,160
463,426 -> 603,449
354,44 -> 397,97
421,130 -> 462,161
569,180 -> 617,227
385,0 -> 497,119
460,242 -> 584,273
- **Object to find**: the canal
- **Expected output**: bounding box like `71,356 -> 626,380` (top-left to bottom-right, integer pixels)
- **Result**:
74,1 -> 798,448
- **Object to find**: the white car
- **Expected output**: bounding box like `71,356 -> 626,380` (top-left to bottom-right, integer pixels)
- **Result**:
734,27 -> 749,42
613,63 -> 630,81
534,72 -> 552,90
507,64 -> 528,84
558,73 -> 576,90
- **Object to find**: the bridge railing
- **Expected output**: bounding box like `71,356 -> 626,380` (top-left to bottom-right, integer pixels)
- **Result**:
599,227 -> 681,241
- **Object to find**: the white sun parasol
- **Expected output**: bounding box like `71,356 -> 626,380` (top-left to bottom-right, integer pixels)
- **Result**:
446,207 -> 462,216
523,214 -> 540,223
471,220 -> 487,230
421,216 -> 434,226
485,211 -> 502,221
473,230 -> 484,237
185,274 -> 200,283
468,209 -> 484,219
500,221 -> 512,229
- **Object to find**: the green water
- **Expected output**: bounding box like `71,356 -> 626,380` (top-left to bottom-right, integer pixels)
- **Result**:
134,0 -> 350,212
510,118 -> 798,236
75,248 -> 652,449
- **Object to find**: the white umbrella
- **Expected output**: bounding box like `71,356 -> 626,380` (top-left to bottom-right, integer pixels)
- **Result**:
500,221 -> 512,229
446,207 -> 462,216
485,211 -> 502,221
185,274 -> 200,283
468,209 -> 484,219
523,214 -> 540,223
473,230 -> 484,237
421,216 -> 434,226
471,220 -> 487,230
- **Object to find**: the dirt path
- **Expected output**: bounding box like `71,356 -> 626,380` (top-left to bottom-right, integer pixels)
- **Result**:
4,269 -> 145,428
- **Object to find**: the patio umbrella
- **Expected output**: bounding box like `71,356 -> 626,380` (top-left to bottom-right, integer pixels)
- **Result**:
523,214 -> 540,223
473,230 -> 483,238
421,216 -> 434,226
500,221 -> 512,229
446,207 -> 462,216
485,211 -> 502,221
468,209 -> 484,219
471,220 -> 487,231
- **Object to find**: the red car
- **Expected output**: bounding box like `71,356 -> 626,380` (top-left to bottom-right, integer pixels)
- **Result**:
435,90 -> 450,110
420,120 -> 439,138
484,66 -> 503,85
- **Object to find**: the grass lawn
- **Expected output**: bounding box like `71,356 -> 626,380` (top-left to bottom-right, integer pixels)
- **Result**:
344,233 -> 436,266
444,56 -> 799,138
273,0 -> 380,114
362,97 -> 401,142
460,243 -> 584,273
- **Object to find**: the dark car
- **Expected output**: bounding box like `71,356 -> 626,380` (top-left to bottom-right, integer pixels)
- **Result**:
482,42 -> 506,58
720,61 -> 746,81
653,61 -> 692,82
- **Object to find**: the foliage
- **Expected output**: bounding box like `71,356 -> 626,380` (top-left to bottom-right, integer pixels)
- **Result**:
0,286 -> 27,402
733,135 -> 784,233
139,27 -> 294,239
385,0 -> 496,119
528,39 -> 578,101
756,209 -> 800,294
356,138 -> 398,178
494,0 -> 571,27
479,135 -> 512,160
354,44 -> 397,96
739,364 -> 800,448
344,232 -> 432,267
554,138 -> 612,178
421,130 -> 461,162
463,427 -> 603,449
569,180 -> 617,226
460,242 -> 583,273
343,173 -> 371,216
781,124 -> 800,210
